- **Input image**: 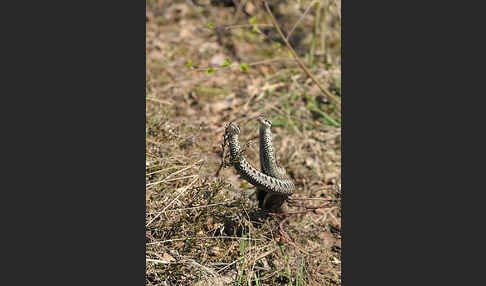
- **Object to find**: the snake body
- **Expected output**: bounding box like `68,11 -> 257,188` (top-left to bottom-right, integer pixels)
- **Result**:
225,122 -> 294,195
256,115 -> 291,209
257,115 -> 287,179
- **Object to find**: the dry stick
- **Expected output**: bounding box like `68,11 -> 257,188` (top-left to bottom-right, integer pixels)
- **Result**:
164,174 -> 199,182
247,248 -> 277,268
232,0 -> 247,25
215,131 -> 229,177
146,176 -> 199,227
146,258 -> 173,265
278,215 -> 310,255
289,197 -> 338,201
148,236 -> 264,245
262,0 -> 341,108
146,166 -> 175,176
286,0 -> 318,41
152,200 -> 237,214
248,57 -> 296,66
146,159 -> 203,188
225,24 -> 273,30
267,200 -> 333,253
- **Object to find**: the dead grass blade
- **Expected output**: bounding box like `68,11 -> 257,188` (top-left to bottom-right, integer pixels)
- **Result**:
146,176 -> 199,227
146,159 -> 203,189
148,236 -> 264,245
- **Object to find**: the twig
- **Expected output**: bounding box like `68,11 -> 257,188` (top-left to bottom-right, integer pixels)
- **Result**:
146,258 -> 174,265
262,0 -> 341,108
163,174 -> 198,182
248,57 -> 296,66
225,23 -> 273,30
232,0 -> 247,25
148,236 -> 264,245
286,0 -> 318,41
277,215 -> 310,255
151,200 -> 237,214
247,248 -> 277,267
146,166 -> 175,176
215,126 -> 230,177
146,159 -> 203,188
289,197 -> 338,201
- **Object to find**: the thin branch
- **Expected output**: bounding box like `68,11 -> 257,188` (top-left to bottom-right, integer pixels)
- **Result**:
232,0 -> 247,25
163,174 -> 199,183
225,24 -> 273,30
286,0 -> 318,41
146,258 -> 174,265
147,235 -> 264,245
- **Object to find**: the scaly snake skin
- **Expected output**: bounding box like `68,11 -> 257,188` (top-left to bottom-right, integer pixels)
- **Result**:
257,114 -> 287,179
225,122 -> 294,195
256,115 -> 291,209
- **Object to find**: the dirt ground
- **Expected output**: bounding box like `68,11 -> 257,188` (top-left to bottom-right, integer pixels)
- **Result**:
146,0 -> 341,285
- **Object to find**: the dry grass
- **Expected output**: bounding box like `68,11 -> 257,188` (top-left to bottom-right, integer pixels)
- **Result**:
146,1 -> 341,285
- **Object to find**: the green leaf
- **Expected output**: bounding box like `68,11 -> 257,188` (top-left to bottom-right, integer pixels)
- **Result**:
249,17 -> 257,25
240,63 -> 249,72
206,67 -> 214,75
185,59 -> 192,68
205,22 -> 215,29
220,58 -> 232,67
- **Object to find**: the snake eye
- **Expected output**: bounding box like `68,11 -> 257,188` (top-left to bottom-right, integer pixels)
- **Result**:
257,115 -> 272,127
227,122 -> 240,134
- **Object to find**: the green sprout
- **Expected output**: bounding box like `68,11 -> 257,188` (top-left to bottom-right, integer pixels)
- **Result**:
240,63 -> 249,72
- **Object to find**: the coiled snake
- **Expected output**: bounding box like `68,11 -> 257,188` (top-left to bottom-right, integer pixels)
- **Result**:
224,116 -> 294,211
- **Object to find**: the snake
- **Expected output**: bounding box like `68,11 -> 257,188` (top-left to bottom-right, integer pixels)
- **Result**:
224,122 -> 295,197
257,114 -> 288,179
256,115 -> 292,209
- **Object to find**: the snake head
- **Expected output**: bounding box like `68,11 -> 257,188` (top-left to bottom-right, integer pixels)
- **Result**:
256,114 -> 272,128
225,122 -> 240,136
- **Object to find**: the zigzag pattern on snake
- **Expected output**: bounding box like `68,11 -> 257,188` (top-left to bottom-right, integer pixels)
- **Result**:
257,114 -> 288,179
256,115 -> 292,209
225,122 -> 294,195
